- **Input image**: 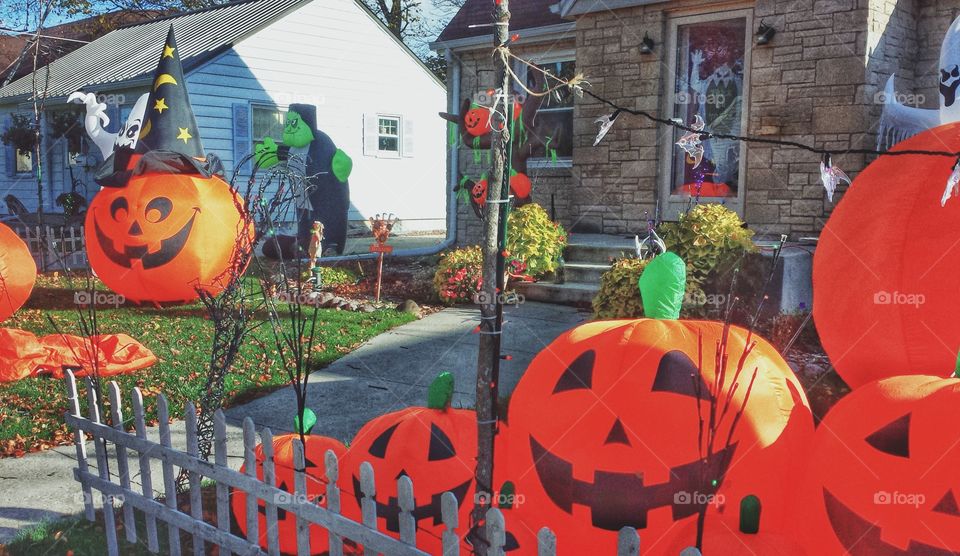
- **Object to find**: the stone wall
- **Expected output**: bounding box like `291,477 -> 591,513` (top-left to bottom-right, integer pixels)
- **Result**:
446,0 -> 960,245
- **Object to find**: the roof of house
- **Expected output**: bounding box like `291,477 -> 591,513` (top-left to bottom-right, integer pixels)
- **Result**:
0,0 -> 310,102
435,0 -> 567,44
0,10 -> 167,84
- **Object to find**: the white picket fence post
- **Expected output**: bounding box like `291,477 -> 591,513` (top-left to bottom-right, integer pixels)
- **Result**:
63,371 -> 702,556
13,224 -> 88,270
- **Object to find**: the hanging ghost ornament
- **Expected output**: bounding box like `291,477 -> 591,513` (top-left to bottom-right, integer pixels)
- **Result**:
942,158 -> 960,206
593,110 -> 620,146
878,14 -> 960,148
676,114 -> 706,169
819,154 -> 850,202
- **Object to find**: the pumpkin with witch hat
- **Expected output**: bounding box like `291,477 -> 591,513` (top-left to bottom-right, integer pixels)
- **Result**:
500,252 -> 813,554
85,26 -> 252,303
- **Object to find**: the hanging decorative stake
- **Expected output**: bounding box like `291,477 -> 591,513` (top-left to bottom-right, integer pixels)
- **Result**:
593,110 -> 620,146
942,157 -> 960,206
675,114 -> 706,169
308,221 -> 325,286
369,213 -> 399,303
819,153 -> 851,202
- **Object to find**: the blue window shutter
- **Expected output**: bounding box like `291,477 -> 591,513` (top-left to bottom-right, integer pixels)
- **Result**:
107,103 -> 121,134
4,115 -> 15,177
233,103 -> 251,175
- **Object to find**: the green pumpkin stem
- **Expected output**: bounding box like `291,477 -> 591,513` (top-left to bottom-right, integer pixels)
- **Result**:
739,494 -> 761,534
294,407 -> 317,435
428,372 -> 455,410
638,251 -> 687,320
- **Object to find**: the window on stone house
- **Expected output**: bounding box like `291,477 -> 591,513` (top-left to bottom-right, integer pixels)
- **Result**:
517,59 -> 575,161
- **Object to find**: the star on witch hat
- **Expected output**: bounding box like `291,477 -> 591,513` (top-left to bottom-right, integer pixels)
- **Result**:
97,24 -> 221,187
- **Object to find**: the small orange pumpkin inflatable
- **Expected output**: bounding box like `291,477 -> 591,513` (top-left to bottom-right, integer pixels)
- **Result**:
85,172 -> 251,303
339,373 -> 476,554
503,319 -> 814,555
796,374 -> 960,554
0,222 -> 35,322
231,433 -> 346,555
813,122 -> 960,389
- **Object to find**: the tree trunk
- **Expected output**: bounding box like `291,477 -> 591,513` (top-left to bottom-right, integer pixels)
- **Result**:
471,0 -> 510,552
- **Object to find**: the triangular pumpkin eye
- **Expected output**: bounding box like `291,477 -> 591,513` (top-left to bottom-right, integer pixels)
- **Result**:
934,490 -> 960,516
428,423 -> 456,461
552,350 -> 595,393
369,423 -> 399,458
604,418 -> 631,446
865,413 -> 911,458
652,351 -> 712,400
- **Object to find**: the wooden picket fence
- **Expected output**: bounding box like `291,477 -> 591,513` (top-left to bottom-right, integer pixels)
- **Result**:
12,224 -> 88,270
63,371 -> 704,556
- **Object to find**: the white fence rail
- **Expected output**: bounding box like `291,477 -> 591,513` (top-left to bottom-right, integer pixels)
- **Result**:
64,372 -> 703,556
10,224 -> 87,270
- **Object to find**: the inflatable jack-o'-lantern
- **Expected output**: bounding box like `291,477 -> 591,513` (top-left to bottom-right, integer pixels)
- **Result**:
86,26 -> 252,303
813,122 -> 960,388
339,373 -> 477,554
0,222 -> 36,322
231,433 -> 346,555
502,256 -> 813,554
797,374 -> 960,554
86,172 -> 250,303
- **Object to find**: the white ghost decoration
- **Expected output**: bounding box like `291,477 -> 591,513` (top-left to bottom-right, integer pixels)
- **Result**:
878,14 -> 960,149
942,158 -> 960,206
676,114 -> 706,169
67,91 -> 149,158
819,154 -> 851,202
593,111 -> 619,146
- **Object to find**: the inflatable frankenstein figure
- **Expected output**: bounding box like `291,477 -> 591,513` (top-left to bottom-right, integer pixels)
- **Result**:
257,103 -> 352,257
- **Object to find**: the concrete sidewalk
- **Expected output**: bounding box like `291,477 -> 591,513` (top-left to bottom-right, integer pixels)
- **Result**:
0,302 -> 586,543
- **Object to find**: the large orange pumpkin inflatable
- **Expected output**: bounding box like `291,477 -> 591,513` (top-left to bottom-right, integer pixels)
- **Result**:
502,319 -> 814,554
339,373 -> 477,554
85,172 -> 251,303
0,222 -> 36,322
813,122 -> 960,389
796,374 -> 960,554
231,433 -> 346,555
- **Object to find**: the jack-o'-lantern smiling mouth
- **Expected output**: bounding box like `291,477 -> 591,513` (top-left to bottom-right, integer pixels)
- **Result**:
529,436 -> 736,531
94,210 -> 198,270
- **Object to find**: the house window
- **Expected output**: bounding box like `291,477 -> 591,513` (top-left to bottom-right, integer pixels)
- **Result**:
15,149 -> 32,173
378,116 -> 400,154
522,59 -> 575,162
252,105 -> 287,150
668,17 -> 748,199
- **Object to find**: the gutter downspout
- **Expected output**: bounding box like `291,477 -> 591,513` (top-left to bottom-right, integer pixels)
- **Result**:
311,49 -> 460,263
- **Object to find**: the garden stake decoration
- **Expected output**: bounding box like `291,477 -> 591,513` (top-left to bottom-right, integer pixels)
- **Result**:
814,122 -> 960,389
84,26 -> 254,304
369,213 -> 398,302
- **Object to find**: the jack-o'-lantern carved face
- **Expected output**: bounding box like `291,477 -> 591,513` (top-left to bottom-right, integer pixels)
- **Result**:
85,172 -> 252,303
464,106 -> 492,137
231,434 -> 345,555
797,375 -> 960,554
503,319 -> 813,554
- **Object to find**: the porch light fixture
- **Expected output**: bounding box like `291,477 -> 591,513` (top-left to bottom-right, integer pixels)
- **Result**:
756,21 -> 776,45
640,33 -> 655,54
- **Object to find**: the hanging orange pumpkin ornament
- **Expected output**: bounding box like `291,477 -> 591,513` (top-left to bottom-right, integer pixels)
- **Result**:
231,432 -> 346,555
339,373 -> 477,554
813,122 -> 960,389
0,222 -> 35,323
85,25 -> 252,304
502,254 -> 814,554
796,374 -> 960,554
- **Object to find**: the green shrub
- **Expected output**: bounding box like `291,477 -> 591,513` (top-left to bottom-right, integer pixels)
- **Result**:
506,203 -> 567,277
659,203 -> 756,284
592,257 -> 650,319
319,266 -> 358,286
433,245 -> 483,304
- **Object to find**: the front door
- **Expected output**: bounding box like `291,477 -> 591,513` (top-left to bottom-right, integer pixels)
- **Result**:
660,10 -> 752,220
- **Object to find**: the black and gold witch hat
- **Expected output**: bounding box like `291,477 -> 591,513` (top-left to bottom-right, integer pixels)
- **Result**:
97,25 -> 220,187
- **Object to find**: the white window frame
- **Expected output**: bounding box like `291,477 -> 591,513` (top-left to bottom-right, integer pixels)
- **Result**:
376,114 -> 402,158
515,50 -> 575,169
659,8 -> 753,220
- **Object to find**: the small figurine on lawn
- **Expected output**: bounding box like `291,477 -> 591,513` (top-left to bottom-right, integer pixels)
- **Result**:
308,220 -> 324,286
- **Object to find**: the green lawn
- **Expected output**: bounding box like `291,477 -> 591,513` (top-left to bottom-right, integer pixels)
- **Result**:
0,273 -> 415,456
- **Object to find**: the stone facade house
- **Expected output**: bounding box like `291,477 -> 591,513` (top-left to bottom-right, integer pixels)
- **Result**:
432,0 -> 959,244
